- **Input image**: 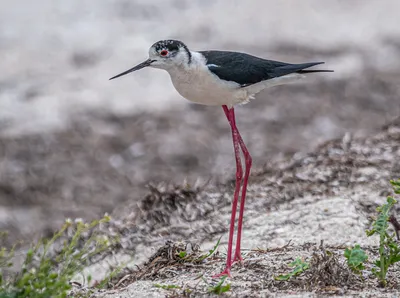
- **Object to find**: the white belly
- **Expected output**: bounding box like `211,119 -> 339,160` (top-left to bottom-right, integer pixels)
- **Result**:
168,66 -> 247,107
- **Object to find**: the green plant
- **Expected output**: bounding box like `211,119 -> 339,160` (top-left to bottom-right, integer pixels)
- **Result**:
196,237 -> 221,262
205,276 -> 230,295
275,257 -> 309,281
344,244 -> 368,274
0,233 -> 16,289
366,179 -> 400,286
154,283 -> 181,290
175,237 -> 221,263
0,215 -> 119,297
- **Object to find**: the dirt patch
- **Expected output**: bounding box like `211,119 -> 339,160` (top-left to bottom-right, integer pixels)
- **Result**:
64,118 -> 400,297
1,106 -> 399,297
91,243 -> 399,297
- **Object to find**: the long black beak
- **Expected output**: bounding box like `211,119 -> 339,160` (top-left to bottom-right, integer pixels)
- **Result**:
109,59 -> 154,80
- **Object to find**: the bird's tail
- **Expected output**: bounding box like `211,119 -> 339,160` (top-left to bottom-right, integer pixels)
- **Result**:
275,62 -> 333,77
297,69 -> 334,73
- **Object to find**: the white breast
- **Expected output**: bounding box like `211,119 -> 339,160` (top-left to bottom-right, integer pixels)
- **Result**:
166,52 -> 248,107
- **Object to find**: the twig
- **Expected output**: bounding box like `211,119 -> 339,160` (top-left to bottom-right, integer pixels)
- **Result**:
113,274 -> 132,289
251,240 -> 292,253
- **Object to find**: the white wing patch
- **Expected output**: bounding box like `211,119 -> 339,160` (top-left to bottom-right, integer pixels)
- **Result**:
207,64 -> 220,68
243,73 -> 305,95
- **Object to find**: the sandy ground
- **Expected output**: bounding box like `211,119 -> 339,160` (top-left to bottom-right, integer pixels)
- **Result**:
74,119 -> 400,297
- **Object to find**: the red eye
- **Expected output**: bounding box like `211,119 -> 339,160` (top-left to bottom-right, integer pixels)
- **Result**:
160,50 -> 168,56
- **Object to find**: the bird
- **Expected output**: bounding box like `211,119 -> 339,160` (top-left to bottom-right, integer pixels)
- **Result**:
110,39 -> 332,277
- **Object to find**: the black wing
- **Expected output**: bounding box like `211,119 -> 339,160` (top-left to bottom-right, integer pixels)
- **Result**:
199,50 -> 331,87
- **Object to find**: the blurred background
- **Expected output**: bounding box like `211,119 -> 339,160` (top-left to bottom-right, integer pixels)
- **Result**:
0,0 -> 399,243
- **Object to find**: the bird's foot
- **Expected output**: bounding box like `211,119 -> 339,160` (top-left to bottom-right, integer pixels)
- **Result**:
212,268 -> 232,279
231,252 -> 244,266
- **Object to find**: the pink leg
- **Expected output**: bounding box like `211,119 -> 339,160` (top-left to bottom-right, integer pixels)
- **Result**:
232,131 -> 252,264
223,106 -> 253,264
213,105 -> 243,278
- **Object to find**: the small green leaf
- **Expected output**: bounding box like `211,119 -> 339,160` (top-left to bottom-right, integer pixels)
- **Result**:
390,179 -> 400,194
391,255 -> 400,263
178,251 -> 187,258
344,244 -> 368,273
275,258 -> 309,281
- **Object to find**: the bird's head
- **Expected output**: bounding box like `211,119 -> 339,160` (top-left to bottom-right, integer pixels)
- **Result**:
110,40 -> 191,80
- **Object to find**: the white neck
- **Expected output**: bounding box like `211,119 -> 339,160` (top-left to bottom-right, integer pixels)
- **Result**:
171,51 -> 206,72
